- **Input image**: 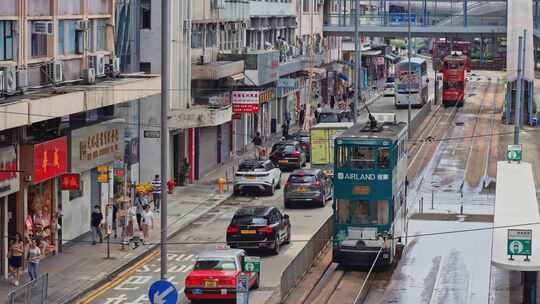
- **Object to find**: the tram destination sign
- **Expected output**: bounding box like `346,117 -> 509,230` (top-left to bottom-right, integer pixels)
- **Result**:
506,144 -> 522,161
507,229 -> 532,259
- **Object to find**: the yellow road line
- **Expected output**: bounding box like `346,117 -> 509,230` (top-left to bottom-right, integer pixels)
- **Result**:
78,250 -> 160,304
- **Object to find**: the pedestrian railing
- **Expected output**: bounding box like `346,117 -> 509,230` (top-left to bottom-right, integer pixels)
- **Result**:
7,273 -> 48,304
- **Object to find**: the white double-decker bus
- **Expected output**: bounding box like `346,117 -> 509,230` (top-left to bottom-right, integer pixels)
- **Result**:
394,57 -> 429,108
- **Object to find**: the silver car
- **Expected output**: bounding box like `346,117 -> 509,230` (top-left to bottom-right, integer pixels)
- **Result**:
234,159 -> 282,196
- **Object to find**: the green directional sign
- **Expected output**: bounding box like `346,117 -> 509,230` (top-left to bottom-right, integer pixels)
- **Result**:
507,229 -> 532,257
243,256 -> 261,273
507,144 -> 523,161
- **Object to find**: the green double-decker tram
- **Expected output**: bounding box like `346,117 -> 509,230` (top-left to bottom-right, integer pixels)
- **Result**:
332,116 -> 408,267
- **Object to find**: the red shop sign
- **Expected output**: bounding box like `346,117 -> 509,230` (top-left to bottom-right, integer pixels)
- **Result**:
33,137 -> 68,184
60,173 -> 81,191
233,104 -> 259,113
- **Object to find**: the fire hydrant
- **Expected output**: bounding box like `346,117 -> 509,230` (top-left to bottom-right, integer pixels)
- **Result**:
167,179 -> 176,194
217,177 -> 226,194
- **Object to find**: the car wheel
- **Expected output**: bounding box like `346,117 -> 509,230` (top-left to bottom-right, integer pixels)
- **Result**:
272,237 -> 280,255
269,182 -> 275,196
252,273 -> 260,289
284,227 -> 291,245
284,200 -> 291,209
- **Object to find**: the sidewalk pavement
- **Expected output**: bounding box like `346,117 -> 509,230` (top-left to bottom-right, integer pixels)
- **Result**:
1,185 -> 231,304
0,127 -> 295,303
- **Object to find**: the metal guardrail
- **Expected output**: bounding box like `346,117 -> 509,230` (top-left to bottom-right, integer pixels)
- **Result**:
7,273 -> 48,304
280,215 -> 333,301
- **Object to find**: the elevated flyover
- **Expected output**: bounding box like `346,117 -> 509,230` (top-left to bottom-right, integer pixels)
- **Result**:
324,0 -> 540,39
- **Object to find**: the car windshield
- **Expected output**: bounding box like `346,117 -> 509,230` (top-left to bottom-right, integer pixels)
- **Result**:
194,258 -> 237,271
319,113 -> 340,123
289,175 -> 316,183
272,144 -> 295,153
239,162 -> 264,171
232,215 -> 268,226
385,83 -> 394,88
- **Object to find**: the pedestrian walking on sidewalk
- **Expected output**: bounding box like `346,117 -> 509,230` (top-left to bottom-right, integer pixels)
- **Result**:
252,132 -> 263,160
126,202 -> 136,240
151,175 -> 162,212
298,105 -> 306,127
27,239 -> 41,281
91,206 -> 103,245
141,205 -> 154,245
134,193 -> 145,231
8,233 -> 24,286
281,123 -> 289,138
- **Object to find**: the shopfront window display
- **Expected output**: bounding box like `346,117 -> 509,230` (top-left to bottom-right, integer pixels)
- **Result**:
25,180 -> 57,256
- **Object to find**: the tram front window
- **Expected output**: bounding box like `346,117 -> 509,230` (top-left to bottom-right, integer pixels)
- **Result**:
350,146 -> 375,169
379,148 -> 390,169
336,200 -> 389,225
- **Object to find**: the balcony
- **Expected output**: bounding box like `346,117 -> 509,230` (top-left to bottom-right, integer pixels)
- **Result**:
192,61 -> 245,80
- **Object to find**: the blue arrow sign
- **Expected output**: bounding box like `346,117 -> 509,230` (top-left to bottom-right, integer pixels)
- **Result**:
148,280 -> 178,304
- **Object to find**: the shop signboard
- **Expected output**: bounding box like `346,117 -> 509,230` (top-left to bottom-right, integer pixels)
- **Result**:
71,123 -> 125,173
33,137 -> 68,184
0,146 -> 19,196
60,173 -> 81,191
259,88 -> 275,104
232,91 -> 260,113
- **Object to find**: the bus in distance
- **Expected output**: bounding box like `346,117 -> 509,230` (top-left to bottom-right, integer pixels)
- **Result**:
394,57 -> 429,109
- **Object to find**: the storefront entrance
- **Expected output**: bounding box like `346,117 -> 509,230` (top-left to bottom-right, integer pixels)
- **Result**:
27,180 -> 56,256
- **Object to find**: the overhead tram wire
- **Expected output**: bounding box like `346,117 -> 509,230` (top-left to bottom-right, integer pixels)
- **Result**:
19,219 -> 540,246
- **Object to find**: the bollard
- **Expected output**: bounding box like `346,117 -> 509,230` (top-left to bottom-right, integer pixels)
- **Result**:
431,190 -> 434,209
217,177 -> 225,194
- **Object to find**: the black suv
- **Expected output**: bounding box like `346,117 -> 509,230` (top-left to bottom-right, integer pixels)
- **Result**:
226,206 -> 291,254
291,131 -> 311,161
269,140 -> 306,170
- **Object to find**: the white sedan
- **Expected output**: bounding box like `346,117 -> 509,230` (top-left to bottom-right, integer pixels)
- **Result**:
383,82 -> 395,96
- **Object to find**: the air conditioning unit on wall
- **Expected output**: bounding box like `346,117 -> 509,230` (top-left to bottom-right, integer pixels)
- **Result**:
89,54 -> 106,76
46,61 -> 64,83
32,21 -> 53,35
3,67 -> 17,94
76,20 -> 90,31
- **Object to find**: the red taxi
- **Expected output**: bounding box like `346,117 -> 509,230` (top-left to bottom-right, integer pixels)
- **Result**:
184,249 -> 259,302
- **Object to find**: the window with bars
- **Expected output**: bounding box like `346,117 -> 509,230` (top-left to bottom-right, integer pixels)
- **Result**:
31,21 -> 48,58
58,20 -> 77,55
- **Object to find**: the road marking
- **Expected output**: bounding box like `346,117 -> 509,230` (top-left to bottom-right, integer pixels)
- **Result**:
78,250 -> 160,304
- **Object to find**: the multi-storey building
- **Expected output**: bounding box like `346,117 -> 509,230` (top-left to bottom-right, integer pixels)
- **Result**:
115,0 -> 191,182
0,0 -> 159,279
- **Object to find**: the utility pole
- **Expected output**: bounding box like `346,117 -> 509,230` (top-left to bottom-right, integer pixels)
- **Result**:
407,0 -> 412,138
353,0 -> 360,124
160,0 -> 170,280
515,35 -> 523,145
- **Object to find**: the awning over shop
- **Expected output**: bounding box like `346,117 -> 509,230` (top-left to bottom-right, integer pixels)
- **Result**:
385,54 -> 401,64
228,73 -> 245,81
361,50 -> 382,56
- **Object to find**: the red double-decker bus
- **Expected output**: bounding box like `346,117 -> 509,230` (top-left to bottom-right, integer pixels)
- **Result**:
442,54 -> 468,107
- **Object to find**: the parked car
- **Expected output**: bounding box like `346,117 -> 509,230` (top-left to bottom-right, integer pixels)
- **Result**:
234,159 -> 282,196
269,140 -> 306,170
184,249 -> 259,302
226,206 -> 291,254
291,131 -> 311,161
383,82 -> 395,96
284,169 -> 333,208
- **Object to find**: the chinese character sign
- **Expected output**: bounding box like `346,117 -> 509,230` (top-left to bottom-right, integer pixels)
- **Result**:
33,137 -> 68,184
60,174 -> 81,191
232,91 -> 260,113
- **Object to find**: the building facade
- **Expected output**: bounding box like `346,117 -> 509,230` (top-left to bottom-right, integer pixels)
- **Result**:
0,0 -> 159,278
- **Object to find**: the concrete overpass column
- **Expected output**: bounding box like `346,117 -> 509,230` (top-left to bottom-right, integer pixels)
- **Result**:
463,0 -> 468,27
